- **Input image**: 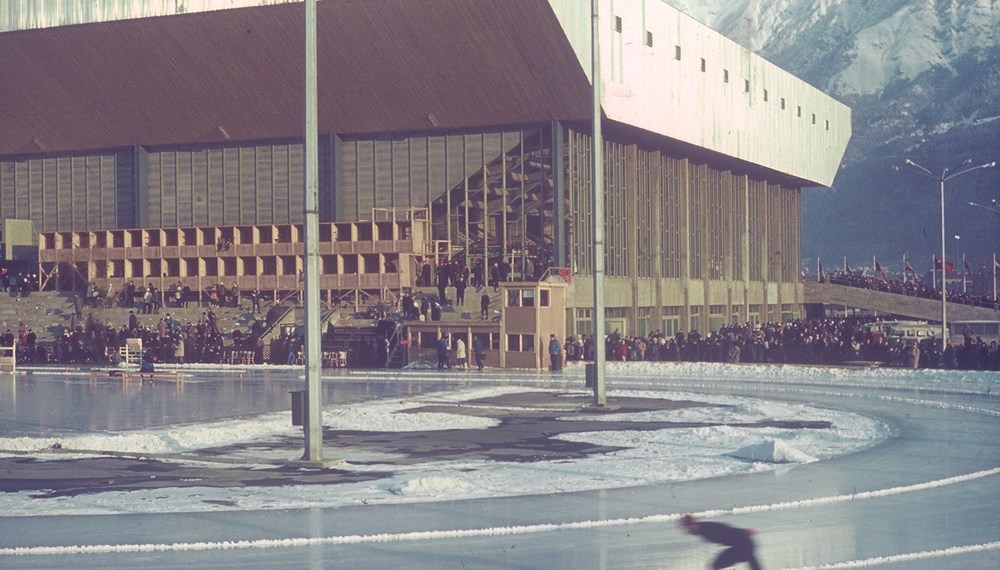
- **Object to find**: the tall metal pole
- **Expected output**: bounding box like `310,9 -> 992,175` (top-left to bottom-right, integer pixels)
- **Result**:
590,0 -> 606,407
962,253 -> 968,293
896,159 -> 996,349
302,0 -> 323,462
938,177 -> 947,346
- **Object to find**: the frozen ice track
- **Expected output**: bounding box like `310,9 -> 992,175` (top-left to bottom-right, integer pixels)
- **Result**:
1,368 -> 998,569
3,468 -> 997,556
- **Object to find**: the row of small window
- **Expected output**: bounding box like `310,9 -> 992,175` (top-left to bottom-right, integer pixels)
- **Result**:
415,332 -> 535,352
614,16 -> 832,131
506,288 -> 550,308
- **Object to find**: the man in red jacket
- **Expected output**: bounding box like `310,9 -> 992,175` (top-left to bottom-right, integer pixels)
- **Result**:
680,514 -> 761,569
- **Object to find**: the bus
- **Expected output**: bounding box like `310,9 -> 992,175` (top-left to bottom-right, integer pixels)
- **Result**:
863,321 -> 939,343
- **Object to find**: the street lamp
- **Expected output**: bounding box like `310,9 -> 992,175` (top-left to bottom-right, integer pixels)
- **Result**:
895,159 -> 997,346
968,199 -> 1000,214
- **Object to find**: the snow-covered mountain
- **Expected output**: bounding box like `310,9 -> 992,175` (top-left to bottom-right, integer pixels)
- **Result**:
665,0 -> 1000,275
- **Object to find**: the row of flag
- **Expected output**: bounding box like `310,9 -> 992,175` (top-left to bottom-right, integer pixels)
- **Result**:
818,253 -> 1000,281
816,253 -> 1000,299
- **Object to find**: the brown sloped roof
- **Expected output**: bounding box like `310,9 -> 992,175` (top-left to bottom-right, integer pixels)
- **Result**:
0,0 -> 592,156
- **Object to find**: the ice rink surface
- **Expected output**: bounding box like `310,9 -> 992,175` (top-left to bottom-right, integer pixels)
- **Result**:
0,362 -> 997,569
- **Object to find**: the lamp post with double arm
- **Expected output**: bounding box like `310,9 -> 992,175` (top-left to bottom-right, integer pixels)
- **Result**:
894,159 -> 997,346
968,199 -> 1000,214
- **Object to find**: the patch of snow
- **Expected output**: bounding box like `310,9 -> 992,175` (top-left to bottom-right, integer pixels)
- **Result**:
727,440 -> 818,463
392,477 -> 474,497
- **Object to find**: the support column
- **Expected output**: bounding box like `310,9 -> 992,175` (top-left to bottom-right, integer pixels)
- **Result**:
679,159 -> 691,331
320,133 -> 341,222
627,144 -> 639,328
132,145 -> 149,228
740,175 -> 751,322
551,121 -> 566,268
651,151 -> 663,328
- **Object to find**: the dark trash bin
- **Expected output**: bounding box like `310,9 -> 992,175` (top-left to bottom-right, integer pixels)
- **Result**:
290,390 -> 306,426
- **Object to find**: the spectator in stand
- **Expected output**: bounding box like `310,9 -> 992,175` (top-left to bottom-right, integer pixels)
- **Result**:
826,270 -> 998,310
436,259 -> 450,304
490,262 -> 500,291
455,268 -> 468,306
472,259 -> 484,289
480,291 -> 491,320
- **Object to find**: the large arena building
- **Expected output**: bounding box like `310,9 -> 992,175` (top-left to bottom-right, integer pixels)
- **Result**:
0,0 -> 850,343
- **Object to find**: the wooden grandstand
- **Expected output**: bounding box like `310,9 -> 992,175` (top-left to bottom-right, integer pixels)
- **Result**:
37,208 -> 436,307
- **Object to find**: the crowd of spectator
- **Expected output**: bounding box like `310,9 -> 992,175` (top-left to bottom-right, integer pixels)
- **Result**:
7,277 -> 1000,373
19,309 -> 268,366
560,317 -> 999,371
80,280 -> 266,315
0,270 -> 39,297
11,288 -> 285,366
823,271 -> 1000,310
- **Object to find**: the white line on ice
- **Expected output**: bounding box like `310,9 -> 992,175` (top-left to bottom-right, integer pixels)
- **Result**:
782,541 -> 1000,569
4,467 -> 997,558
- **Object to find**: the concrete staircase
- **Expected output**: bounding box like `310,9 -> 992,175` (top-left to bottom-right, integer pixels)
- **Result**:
404,285 -> 504,323
0,290 -> 261,343
0,291 -> 75,342
79,301 -> 260,338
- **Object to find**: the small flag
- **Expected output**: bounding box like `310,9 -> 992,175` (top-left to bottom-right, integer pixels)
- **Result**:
905,260 -> 916,274
965,259 -> 974,277
874,258 -> 888,281
933,256 -> 954,273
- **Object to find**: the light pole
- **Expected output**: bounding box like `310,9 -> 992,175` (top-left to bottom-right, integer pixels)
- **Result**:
895,159 -> 997,346
589,0 -> 606,406
968,199 -> 1000,214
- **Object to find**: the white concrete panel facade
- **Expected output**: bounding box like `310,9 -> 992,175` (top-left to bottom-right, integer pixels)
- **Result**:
0,0 -> 292,32
547,0 -> 851,187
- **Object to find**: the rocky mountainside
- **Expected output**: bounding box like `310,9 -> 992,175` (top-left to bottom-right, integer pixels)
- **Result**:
665,0 -> 1000,274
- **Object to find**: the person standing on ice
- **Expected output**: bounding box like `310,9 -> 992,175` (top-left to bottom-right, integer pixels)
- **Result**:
454,336 -> 467,368
680,514 -> 761,570
436,335 -> 451,370
548,334 -> 562,371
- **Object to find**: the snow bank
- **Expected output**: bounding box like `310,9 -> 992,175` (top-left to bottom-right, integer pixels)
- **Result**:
727,440 -> 818,464
392,477 -> 474,497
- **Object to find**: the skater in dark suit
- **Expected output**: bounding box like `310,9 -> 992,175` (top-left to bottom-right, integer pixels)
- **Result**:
680,514 -> 761,570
